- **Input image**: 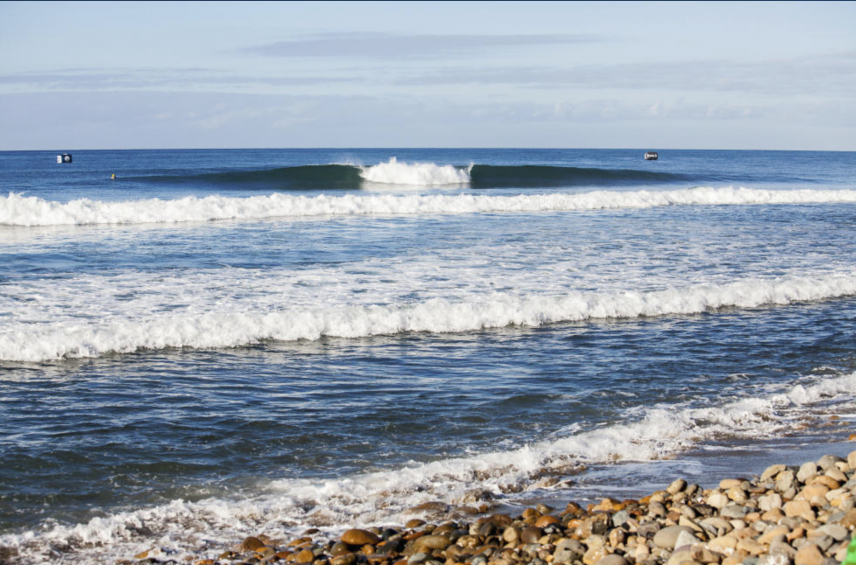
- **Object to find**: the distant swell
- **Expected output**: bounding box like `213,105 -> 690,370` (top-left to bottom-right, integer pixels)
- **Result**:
3,369 -> 855,564
1,272 -> 854,363
134,159 -> 688,190
3,187 -> 856,227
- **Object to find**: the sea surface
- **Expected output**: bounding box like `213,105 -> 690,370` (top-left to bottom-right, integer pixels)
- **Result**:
1,148 -> 855,564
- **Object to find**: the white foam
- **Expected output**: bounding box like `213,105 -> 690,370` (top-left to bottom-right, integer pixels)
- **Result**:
2,272 -> 854,363
4,370 -> 856,564
2,186 -> 856,227
358,157 -> 470,186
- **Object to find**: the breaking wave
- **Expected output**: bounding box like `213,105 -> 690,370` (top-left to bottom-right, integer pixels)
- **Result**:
3,186 -> 856,227
2,272 -> 854,363
132,158 -> 688,190
3,369 -> 855,564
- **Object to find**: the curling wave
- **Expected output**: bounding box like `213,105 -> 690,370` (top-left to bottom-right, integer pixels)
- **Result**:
133,158 -> 688,190
3,370 -> 855,564
2,272 -> 854,363
3,186 -> 856,227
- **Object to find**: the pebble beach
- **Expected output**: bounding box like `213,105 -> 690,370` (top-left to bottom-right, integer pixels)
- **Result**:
119,450 -> 856,565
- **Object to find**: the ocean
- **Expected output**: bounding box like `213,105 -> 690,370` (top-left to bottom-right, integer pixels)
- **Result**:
0,148 -> 855,564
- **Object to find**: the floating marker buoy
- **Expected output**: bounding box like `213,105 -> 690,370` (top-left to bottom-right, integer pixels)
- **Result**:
57,153 -> 73,164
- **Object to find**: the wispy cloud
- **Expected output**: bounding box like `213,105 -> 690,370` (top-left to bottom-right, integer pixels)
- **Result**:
245,32 -> 601,59
0,69 -> 356,92
398,50 -> 856,95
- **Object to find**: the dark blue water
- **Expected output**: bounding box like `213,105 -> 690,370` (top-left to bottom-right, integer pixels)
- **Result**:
0,149 -> 855,564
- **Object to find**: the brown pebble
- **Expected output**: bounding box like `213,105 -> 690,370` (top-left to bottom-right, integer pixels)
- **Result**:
295,549 -> 316,563
404,519 -> 425,529
242,536 -> 266,552
342,529 -> 381,546
412,534 -> 451,552
521,526 -> 542,544
534,515 -> 560,528
331,554 -> 356,565
795,543 -> 824,565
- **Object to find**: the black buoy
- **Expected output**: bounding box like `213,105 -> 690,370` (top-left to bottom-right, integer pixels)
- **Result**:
644,152 -> 658,160
57,153 -> 73,164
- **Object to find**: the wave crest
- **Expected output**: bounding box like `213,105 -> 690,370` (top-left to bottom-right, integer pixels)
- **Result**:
358,157 -> 470,185
2,272 -> 854,363
3,187 -> 856,227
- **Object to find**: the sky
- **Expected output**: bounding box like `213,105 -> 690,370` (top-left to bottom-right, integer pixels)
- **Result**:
0,1 -> 854,150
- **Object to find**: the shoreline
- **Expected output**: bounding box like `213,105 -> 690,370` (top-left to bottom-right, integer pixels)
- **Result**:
116,449 -> 856,565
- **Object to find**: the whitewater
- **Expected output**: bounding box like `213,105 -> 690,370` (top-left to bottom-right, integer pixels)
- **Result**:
2,272 -> 855,363
3,186 -> 856,226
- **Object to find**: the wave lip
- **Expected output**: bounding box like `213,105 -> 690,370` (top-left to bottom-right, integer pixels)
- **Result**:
3,186 -> 856,227
2,272 -> 854,363
3,369 -> 855,564
358,157 -> 470,185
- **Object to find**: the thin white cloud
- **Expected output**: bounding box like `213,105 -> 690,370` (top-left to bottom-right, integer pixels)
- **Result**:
245,32 -> 602,59
397,50 -> 856,95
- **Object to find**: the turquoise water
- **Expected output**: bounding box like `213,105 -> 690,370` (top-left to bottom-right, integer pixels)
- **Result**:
1,149 -> 855,564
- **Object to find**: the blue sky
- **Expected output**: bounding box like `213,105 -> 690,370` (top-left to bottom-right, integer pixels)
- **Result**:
1,1 -> 854,150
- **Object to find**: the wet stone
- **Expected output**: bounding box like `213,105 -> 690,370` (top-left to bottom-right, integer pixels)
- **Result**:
342,529 -> 381,546
654,526 -> 697,549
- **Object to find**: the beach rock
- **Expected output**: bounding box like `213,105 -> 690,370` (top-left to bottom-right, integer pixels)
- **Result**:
797,484 -> 830,506
654,526 -> 697,549
721,505 -> 748,519
797,463 -> 818,483
674,530 -> 700,551
757,555 -> 791,565
534,515 -> 560,528
669,479 -> 688,494
594,555 -> 628,565
817,455 -> 843,471
612,510 -> 630,528
553,539 -> 585,565
242,537 -> 266,552
737,538 -> 768,556
708,536 -> 738,552
816,524 -> 848,541
759,493 -> 783,511
582,546 -> 608,565
720,479 -> 746,490
762,465 -> 787,482
794,543 -> 824,565
707,492 -> 729,510
783,500 -> 815,522
412,535 -> 450,553
520,526 -> 542,544
847,451 -> 856,470
777,472 -> 796,494
332,554 -> 356,565
342,529 -> 381,546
